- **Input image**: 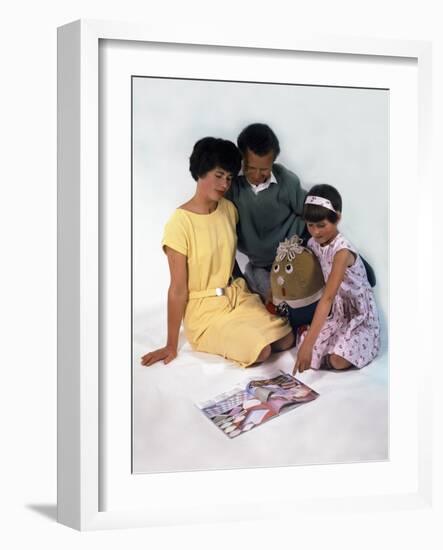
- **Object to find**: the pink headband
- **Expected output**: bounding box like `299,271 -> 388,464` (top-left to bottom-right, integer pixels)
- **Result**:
304,195 -> 336,212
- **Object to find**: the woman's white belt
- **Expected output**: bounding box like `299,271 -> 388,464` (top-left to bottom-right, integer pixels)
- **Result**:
188,286 -> 229,299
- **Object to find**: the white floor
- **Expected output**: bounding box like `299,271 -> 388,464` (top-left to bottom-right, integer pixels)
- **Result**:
133,305 -> 388,474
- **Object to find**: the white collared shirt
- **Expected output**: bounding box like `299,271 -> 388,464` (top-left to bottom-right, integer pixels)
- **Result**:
239,168 -> 278,195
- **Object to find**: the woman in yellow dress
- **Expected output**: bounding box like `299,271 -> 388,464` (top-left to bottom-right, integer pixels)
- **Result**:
141,137 -> 294,368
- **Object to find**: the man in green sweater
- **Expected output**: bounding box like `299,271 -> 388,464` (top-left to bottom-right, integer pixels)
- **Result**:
225,122 -> 376,303
225,123 -> 308,302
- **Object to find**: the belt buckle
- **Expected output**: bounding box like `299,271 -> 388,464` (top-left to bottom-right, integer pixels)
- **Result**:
215,287 -> 224,297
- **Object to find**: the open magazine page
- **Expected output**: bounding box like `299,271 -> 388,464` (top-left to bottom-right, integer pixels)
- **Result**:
197,372 -> 319,438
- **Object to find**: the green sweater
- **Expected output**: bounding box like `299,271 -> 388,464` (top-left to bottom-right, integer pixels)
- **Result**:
225,163 -> 306,268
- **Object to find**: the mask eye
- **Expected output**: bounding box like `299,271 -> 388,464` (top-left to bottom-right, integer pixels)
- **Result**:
273,264 -> 280,273
285,264 -> 293,274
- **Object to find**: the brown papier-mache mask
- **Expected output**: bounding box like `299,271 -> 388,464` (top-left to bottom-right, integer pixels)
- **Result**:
270,234 -> 325,309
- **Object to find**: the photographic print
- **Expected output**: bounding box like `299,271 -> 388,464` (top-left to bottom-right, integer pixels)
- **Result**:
132,75 -> 389,474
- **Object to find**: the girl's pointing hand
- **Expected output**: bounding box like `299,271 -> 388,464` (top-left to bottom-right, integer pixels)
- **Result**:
293,342 -> 312,374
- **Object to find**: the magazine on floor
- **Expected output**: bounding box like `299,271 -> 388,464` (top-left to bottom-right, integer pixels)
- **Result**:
197,371 -> 319,438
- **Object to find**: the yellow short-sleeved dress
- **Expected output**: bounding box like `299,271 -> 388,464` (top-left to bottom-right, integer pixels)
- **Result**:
162,198 -> 292,367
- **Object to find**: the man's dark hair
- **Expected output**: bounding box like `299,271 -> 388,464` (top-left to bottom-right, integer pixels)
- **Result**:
237,123 -> 280,159
189,137 -> 241,181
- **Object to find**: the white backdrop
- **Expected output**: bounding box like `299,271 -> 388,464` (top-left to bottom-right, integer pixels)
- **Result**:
133,76 -> 389,321
1,0 -> 442,548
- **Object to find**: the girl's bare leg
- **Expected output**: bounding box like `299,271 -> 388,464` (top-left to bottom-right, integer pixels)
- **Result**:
328,353 -> 352,370
271,331 -> 295,352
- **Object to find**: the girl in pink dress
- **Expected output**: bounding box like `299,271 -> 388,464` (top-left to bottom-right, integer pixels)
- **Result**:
294,184 -> 380,373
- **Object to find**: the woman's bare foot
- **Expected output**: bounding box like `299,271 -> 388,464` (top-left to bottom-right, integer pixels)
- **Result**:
271,331 -> 295,352
254,344 -> 272,364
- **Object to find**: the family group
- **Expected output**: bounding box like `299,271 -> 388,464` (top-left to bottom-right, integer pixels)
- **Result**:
141,123 -> 380,374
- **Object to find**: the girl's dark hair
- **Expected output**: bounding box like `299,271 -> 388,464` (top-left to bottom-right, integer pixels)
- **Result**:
303,184 -> 342,224
189,137 -> 241,181
237,123 -> 280,159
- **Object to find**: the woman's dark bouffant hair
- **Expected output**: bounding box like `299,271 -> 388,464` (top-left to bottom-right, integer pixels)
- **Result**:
189,137 -> 241,181
303,184 -> 342,224
237,123 -> 280,158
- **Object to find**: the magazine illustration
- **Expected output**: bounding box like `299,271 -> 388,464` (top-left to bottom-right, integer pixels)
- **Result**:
197,371 -> 319,438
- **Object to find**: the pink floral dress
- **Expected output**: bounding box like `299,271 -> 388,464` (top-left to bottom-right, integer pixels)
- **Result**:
299,233 -> 380,369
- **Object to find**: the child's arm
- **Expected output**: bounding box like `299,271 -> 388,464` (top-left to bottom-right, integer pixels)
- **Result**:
293,249 -> 355,373
141,246 -> 188,366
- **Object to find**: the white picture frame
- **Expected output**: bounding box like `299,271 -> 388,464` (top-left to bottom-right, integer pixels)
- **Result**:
57,19 -> 433,531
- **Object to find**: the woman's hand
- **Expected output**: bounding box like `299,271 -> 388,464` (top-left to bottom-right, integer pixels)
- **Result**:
293,342 -> 313,374
141,345 -> 177,367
